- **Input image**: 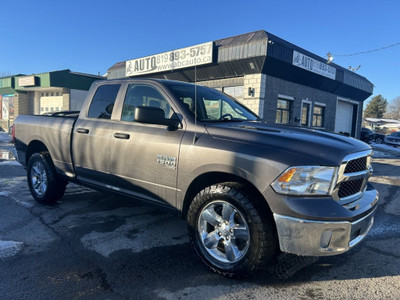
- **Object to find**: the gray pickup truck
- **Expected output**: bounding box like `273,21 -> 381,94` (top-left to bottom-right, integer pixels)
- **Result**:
14,78 -> 378,277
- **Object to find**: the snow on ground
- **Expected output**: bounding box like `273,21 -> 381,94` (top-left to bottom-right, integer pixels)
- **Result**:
0,240 -> 23,259
371,142 -> 400,158
372,143 -> 400,152
0,161 -> 19,166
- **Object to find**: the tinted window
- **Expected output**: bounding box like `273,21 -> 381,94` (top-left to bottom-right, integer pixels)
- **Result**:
166,84 -> 258,122
121,84 -> 171,122
88,84 -> 120,119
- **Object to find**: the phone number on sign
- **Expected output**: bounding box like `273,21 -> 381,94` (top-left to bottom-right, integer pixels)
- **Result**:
157,43 -> 213,63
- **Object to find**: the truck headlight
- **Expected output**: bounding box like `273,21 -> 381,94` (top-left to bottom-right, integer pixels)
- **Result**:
271,166 -> 337,195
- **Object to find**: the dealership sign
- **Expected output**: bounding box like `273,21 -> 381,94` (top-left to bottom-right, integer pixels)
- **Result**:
18,76 -> 36,87
293,51 -> 336,80
126,42 -> 213,77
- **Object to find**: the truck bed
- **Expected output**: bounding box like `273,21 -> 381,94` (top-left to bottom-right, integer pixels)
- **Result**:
14,114 -> 78,178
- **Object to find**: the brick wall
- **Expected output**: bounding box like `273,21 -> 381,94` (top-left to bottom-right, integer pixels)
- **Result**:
243,74 -> 266,118
62,88 -> 70,110
263,74 -> 352,133
16,92 -> 32,115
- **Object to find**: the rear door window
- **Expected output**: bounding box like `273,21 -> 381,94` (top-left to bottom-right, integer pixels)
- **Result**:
88,84 -> 120,119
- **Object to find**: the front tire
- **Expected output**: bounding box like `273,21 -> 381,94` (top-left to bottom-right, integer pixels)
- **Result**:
375,137 -> 383,144
27,152 -> 67,204
187,183 -> 278,277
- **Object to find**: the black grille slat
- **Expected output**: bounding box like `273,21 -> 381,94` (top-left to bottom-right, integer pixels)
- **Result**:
344,157 -> 367,173
336,153 -> 370,207
338,179 -> 363,198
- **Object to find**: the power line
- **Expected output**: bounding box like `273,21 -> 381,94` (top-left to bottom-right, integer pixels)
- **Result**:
332,42 -> 400,57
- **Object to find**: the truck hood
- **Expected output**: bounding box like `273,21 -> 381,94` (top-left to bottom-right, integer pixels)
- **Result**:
205,121 -> 371,166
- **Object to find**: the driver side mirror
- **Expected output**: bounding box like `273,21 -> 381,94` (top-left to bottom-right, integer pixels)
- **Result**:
134,106 -> 180,130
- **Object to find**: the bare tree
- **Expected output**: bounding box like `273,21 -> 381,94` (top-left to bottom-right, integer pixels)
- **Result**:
0,71 -> 12,77
384,96 -> 400,120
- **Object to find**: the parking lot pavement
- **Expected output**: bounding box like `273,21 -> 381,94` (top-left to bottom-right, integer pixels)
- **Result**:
1,132 -> 400,299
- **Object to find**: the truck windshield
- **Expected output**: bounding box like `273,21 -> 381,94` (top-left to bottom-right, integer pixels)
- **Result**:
167,84 -> 259,122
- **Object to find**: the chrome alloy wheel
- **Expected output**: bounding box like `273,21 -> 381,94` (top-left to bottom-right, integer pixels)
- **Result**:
198,201 -> 250,264
30,161 -> 48,197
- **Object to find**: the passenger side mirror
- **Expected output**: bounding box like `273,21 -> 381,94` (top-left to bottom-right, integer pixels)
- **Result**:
134,106 -> 179,129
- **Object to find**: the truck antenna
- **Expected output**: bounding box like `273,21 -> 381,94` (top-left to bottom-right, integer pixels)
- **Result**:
193,64 -> 197,144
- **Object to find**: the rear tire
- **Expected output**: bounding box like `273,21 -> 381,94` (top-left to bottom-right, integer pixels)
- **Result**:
375,137 -> 383,144
187,183 -> 278,277
27,152 -> 67,204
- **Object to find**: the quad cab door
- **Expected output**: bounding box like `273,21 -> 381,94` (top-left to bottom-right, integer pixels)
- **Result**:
72,82 -> 122,185
108,82 -> 185,207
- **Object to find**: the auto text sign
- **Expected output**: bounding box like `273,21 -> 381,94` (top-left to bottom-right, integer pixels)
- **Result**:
293,50 -> 336,80
125,42 -> 213,77
18,76 -> 36,87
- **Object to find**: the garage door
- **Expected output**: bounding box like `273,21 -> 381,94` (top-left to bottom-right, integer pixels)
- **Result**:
335,101 -> 354,135
40,96 -> 63,114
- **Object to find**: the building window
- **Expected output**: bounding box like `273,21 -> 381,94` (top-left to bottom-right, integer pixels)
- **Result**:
223,86 -> 244,99
276,99 -> 292,124
312,105 -> 325,127
301,102 -> 311,126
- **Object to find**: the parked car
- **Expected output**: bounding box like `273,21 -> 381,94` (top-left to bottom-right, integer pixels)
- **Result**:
361,127 -> 374,143
360,127 -> 385,144
373,132 -> 386,144
384,131 -> 400,147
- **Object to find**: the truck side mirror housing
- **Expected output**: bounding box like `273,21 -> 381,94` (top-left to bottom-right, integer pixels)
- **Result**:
134,106 -> 179,129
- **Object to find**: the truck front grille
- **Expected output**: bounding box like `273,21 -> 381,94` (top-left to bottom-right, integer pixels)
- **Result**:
344,157 -> 367,173
338,179 -> 363,198
333,150 -> 373,207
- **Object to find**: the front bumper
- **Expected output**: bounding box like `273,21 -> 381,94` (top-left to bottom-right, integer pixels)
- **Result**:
273,207 -> 376,256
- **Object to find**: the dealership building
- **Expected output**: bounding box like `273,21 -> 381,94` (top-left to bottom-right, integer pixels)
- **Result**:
107,30 -> 373,137
0,70 -> 102,131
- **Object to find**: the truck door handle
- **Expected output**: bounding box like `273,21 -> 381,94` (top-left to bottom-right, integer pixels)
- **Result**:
114,133 -> 130,140
76,128 -> 89,134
